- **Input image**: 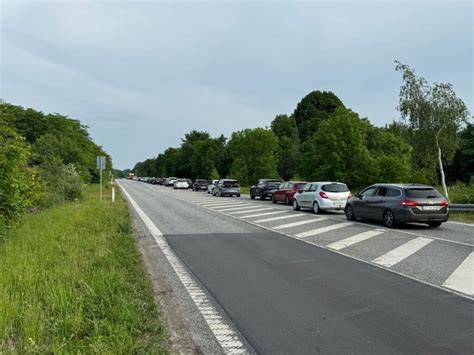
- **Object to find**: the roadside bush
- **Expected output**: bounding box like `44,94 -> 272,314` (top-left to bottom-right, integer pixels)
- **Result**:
38,160 -> 84,206
0,125 -> 38,228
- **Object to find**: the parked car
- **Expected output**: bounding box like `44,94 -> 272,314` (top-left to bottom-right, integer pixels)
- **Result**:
167,177 -> 177,186
173,178 -> 189,189
345,183 -> 449,228
193,179 -> 209,191
207,180 -> 219,194
212,179 -> 241,197
272,181 -> 308,205
293,181 -> 351,214
250,179 -> 281,200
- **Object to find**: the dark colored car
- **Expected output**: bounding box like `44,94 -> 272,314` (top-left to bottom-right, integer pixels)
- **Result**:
193,179 -> 209,191
272,181 -> 308,205
250,179 -> 281,200
345,183 -> 449,228
186,178 -> 193,189
212,179 -> 241,197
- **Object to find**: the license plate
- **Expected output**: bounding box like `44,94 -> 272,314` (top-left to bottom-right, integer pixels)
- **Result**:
422,206 -> 438,211
332,203 -> 345,208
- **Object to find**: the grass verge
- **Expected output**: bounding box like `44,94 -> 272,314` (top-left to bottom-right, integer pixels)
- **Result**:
0,185 -> 169,353
449,211 -> 474,224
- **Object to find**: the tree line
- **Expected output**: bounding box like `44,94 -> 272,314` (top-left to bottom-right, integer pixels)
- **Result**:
131,63 -> 472,197
0,102 -> 111,231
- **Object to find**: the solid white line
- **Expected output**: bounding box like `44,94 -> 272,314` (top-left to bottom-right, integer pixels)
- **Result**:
327,230 -> 385,251
217,205 -> 262,212
372,237 -> 433,267
254,214 -> 303,223
117,182 -> 247,353
240,211 -> 287,218
296,222 -> 351,238
273,218 -> 327,230
442,252 -> 474,296
229,207 -> 274,215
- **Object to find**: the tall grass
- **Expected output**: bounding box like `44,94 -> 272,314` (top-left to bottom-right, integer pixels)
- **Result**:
0,185 -> 169,353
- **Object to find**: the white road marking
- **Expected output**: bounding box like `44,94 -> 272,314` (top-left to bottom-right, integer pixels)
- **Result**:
296,222 -> 351,238
209,203 -> 251,209
327,230 -> 385,250
229,207 -> 274,215
198,201 -> 245,207
240,211 -> 287,218
254,214 -> 303,223
442,252 -> 474,296
273,217 -> 327,230
372,237 -> 433,268
117,182 -> 248,354
217,205 -> 263,212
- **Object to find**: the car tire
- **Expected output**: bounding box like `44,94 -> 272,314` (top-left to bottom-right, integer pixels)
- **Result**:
285,196 -> 290,205
428,221 -> 442,228
345,205 -> 356,221
250,194 -> 255,200
272,195 -> 277,204
293,199 -> 300,211
237,194 -> 241,197
313,201 -> 320,214
383,209 -> 396,228
260,193 -> 266,200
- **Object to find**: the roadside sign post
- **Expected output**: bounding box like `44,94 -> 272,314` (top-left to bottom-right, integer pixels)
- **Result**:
96,156 -> 106,201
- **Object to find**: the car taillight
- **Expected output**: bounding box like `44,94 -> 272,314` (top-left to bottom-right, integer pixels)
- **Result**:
440,199 -> 449,207
348,192 -> 352,199
319,191 -> 329,199
401,199 -> 418,207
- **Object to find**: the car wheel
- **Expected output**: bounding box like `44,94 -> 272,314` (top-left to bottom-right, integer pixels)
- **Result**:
213,191 -> 216,196
383,209 -> 396,228
293,199 -> 300,211
428,221 -> 442,228
272,195 -> 277,204
237,194 -> 240,197
345,205 -> 356,221
260,193 -> 266,200
285,196 -> 290,205
250,194 -> 255,200
313,201 -> 320,214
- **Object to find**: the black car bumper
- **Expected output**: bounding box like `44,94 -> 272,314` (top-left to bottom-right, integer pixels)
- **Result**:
395,208 -> 449,223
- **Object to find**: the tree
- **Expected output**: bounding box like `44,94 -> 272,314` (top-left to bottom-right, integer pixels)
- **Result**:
298,108 -> 375,188
445,124 -> 474,183
228,128 -> 278,186
292,91 -> 345,142
271,114 -> 300,180
395,61 -> 470,198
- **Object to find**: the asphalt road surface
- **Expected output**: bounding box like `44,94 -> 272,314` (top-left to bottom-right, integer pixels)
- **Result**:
120,180 -> 473,354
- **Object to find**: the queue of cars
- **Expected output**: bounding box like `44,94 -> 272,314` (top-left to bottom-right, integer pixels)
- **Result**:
137,176 -> 449,228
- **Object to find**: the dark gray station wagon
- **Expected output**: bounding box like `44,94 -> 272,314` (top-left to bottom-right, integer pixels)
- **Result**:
345,184 -> 449,228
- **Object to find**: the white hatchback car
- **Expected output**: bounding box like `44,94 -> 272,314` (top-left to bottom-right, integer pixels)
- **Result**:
173,178 -> 189,189
293,182 -> 351,214
207,180 -> 218,194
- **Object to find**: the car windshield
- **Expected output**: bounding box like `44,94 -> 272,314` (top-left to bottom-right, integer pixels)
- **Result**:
321,183 -> 349,193
223,180 -> 239,187
177,179 -> 186,182
405,188 -> 443,199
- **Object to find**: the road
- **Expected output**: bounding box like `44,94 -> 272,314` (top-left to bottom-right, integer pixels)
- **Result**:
119,180 -> 474,354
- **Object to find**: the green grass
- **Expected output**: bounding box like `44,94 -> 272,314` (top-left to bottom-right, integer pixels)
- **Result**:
0,185 -> 169,353
239,186 -> 250,195
448,211 -> 474,224
443,183 -> 474,204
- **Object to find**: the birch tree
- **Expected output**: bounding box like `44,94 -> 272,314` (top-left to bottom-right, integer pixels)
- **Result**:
395,61 -> 470,199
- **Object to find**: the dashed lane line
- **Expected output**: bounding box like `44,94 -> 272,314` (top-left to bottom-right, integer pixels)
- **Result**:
296,222 -> 352,238
240,211 -> 287,219
254,214 -> 303,223
273,218 -> 327,230
327,230 -> 386,250
229,208 -> 274,215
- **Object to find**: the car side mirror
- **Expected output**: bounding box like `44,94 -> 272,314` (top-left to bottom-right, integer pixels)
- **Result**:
298,189 -> 304,193
358,194 -> 364,200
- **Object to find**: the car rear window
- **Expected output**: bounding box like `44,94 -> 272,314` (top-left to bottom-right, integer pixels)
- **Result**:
321,183 -> 349,192
224,180 -> 239,187
404,188 -> 443,199
196,179 -> 207,183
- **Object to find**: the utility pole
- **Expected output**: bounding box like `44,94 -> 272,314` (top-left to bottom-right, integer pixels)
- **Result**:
97,156 -> 106,201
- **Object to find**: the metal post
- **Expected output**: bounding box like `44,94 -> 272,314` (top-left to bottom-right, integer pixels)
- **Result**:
112,186 -> 115,203
100,167 -> 103,202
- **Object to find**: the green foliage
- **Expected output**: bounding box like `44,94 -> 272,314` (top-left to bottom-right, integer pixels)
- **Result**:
0,124 -> 39,227
271,115 -> 300,180
293,90 -> 345,142
228,128 -> 278,185
445,123 -> 474,184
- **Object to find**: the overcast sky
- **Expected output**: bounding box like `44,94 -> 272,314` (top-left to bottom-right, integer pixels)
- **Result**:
1,1 -> 472,169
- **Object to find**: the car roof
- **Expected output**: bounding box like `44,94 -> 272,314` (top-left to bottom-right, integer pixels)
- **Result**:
307,181 -> 347,185
368,183 -> 435,189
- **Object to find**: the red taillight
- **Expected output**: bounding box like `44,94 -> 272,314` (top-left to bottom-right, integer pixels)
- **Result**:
440,199 -> 449,207
401,199 -> 418,207
319,191 -> 329,199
